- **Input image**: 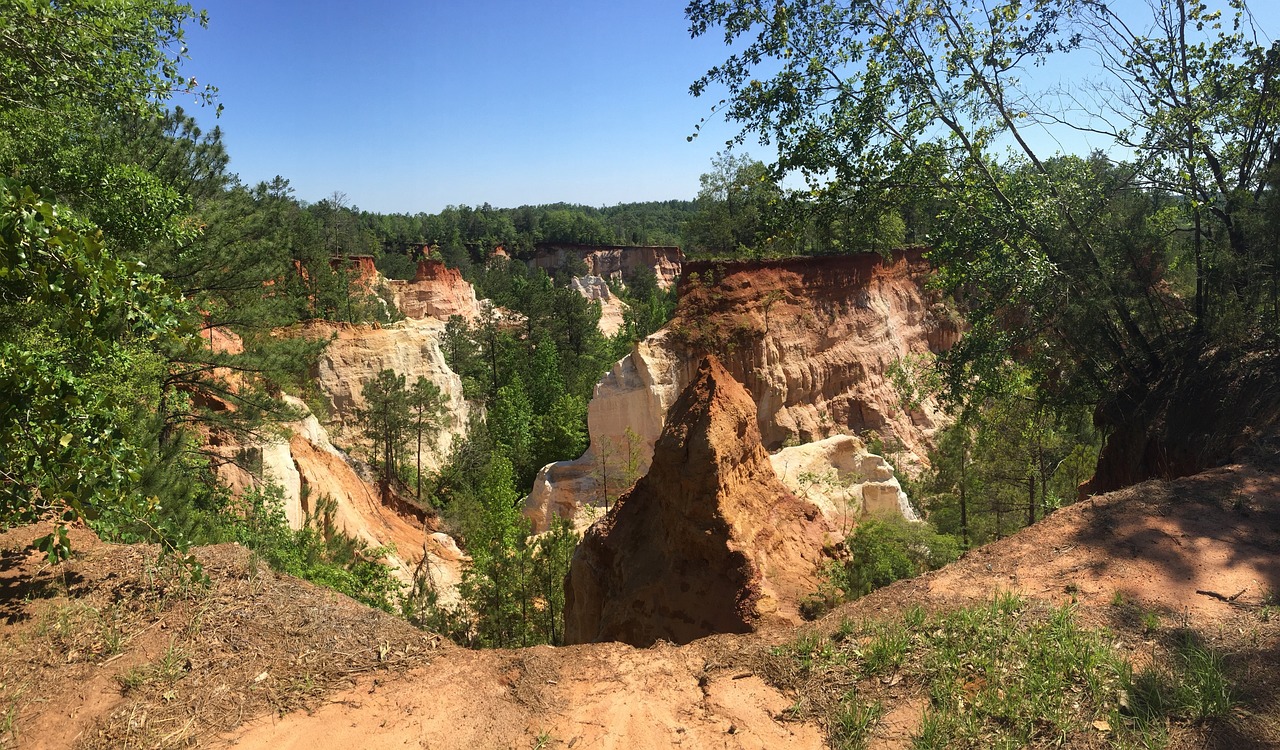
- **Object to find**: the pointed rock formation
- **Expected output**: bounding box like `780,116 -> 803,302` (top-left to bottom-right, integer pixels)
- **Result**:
564,356 -> 831,647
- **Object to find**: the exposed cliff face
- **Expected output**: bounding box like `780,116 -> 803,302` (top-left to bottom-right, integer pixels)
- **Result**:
564,357 -> 831,647
389,259 -> 481,322
768,434 -> 920,529
570,275 -> 628,336
333,255 -> 380,291
213,396 -> 464,598
207,318 -> 473,598
530,244 -> 683,289
527,249 -> 957,531
298,318 -> 469,474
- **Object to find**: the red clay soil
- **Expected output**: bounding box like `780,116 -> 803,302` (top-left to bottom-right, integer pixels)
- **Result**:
667,250 -> 960,456
391,258 -> 480,321
564,356 -> 831,646
4,451 -> 1280,748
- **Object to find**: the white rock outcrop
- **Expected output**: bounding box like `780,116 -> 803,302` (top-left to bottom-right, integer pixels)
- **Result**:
308,318 -> 469,475
768,435 -> 920,530
570,275 -> 629,337
525,333 -> 685,532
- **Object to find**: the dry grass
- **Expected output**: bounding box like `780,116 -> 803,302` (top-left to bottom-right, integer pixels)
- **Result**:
0,524 -> 439,749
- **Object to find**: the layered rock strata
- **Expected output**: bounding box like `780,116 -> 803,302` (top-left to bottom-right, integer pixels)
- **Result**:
389,258 -> 481,322
300,318 -> 469,474
528,249 -> 958,531
563,356 -> 831,646
212,317 -> 474,598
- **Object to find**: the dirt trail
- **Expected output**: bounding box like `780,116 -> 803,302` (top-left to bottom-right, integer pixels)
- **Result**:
223,639 -> 822,750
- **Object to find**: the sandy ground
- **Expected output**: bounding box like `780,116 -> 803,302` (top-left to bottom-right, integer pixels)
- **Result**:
221,639 -> 823,750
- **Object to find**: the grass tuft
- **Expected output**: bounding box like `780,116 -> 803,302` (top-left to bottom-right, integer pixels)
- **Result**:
831,692 -> 883,750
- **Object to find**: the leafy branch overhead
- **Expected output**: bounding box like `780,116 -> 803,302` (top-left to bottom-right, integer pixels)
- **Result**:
688,0 -> 1280,413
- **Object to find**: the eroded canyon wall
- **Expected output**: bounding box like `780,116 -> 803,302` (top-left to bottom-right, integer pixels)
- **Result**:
530,244 -> 683,289
212,318 -> 472,598
299,318 -> 470,474
527,249 -> 958,532
570,275 -> 629,337
213,395 -> 465,598
389,258 -> 482,322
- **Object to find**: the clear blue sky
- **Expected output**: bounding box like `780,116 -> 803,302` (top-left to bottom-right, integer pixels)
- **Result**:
182,1 -> 739,214
182,1 -> 1278,216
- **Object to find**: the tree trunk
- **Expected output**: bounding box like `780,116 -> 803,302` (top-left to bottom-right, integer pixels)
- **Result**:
959,441 -> 970,548
1027,473 -> 1036,527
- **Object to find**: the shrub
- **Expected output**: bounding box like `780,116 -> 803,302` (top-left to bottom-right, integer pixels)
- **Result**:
805,518 -> 960,618
221,484 -> 403,612
839,518 -> 960,599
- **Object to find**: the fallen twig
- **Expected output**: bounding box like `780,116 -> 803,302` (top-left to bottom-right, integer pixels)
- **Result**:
1195,587 -> 1248,603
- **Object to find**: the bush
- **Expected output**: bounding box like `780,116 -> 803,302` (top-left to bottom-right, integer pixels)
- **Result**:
805,518 -> 960,617
221,484 -> 403,612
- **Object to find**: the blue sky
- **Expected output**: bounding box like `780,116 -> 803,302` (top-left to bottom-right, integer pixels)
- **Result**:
182,1 -> 1278,216
183,1 -> 739,214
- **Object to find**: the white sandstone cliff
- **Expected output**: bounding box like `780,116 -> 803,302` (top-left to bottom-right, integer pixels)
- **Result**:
306,317 -> 469,475
570,275 -> 629,337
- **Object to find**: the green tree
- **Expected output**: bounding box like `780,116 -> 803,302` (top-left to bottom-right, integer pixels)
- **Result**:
447,453 -> 525,646
921,374 -> 1099,547
687,0 -> 1280,455
683,152 -> 780,257
0,0 -> 214,117
359,369 -> 409,485
408,377 -> 446,503
0,179 -> 196,559
489,375 -> 537,485
536,395 -> 589,473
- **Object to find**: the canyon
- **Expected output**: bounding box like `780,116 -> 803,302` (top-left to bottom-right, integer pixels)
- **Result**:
527,249 -> 959,533
6,245 -> 1279,749
207,246 -> 685,597
209,247 -> 950,618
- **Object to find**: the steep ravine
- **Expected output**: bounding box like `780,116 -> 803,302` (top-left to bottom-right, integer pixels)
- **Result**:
213,312 -> 474,594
